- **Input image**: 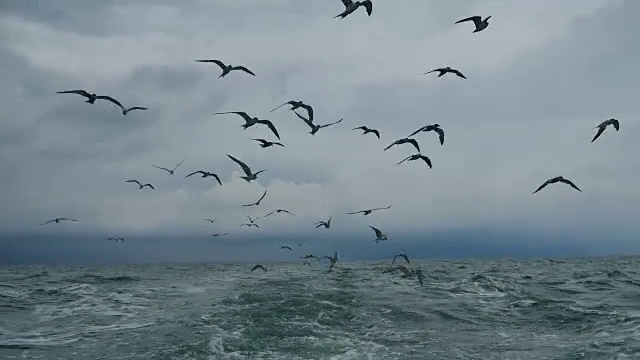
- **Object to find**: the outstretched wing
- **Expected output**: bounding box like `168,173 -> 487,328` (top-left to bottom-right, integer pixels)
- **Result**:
56,89 -> 91,98
407,138 -> 421,152
346,210 -> 365,215
143,184 -> 155,190
340,0 -> 353,7
370,129 -> 380,139
153,165 -> 171,173
39,219 -> 55,225
95,95 -> 124,109
231,66 -> 256,76
372,205 -> 391,211
612,119 -> 620,131
216,111 -> 252,123
126,106 -> 148,112
282,210 -> 294,215
195,59 -> 227,70
434,127 -> 445,145
270,101 -> 295,112
419,155 -> 433,168
452,69 -> 467,79
281,246 -> 293,251
455,16 -> 482,26
185,171 -> 202,178
422,69 -> 442,75
396,155 -> 412,165
320,118 -> 343,129
293,110 -> 315,129
532,179 -> 552,194
561,178 -> 582,192
227,154 -> 252,176
369,225 -> 382,238
173,159 -> 185,171
361,0 -> 373,16
300,103 -> 314,121
211,173 -> 222,186
126,179 -> 141,186
257,120 -> 281,140
591,126 -> 606,142
257,190 -> 268,202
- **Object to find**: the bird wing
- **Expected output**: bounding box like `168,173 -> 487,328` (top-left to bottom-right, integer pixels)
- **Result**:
126,179 -> 141,186
560,178 -> 582,192
185,171 -> 202,177
39,220 -> 55,225
143,184 -> 155,190
407,127 -> 425,137
371,129 -> 381,139
591,125 -> 606,142
353,126 -> 366,131
257,190 -> 267,202
532,179 -> 552,194
257,120 -> 281,140
407,138 -> 421,152
173,159 -> 185,171
281,246 -> 293,251
419,155 -> 433,168
59,218 -> 78,222
372,205 -> 391,211
95,95 -> 124,108
384,142 -> 396,151
231,66 -> 256,76
300,104 -> 314,121
264,211 -> 275,217
250,265 -> 260,272
452,69 -> 467,79
396,155 -> 412,165
227,154 -> 253,176
282,210 -> 294,215
319,118 -> 344,129
270,101 -> 295,112
153,165 -> 171,173
362,0 -> 373,15
293,110 -> 315,128
455,16 -> 482,26
195,59 -> 227,70
422,69 -> 442,75
340,0 -> 353,7
369,226 -> 382,238
217,111 -> 253,123
346,210 -> 365,215
612,119 -> 620,131
126,106 -> 148,112
434,128 -> 445,145
57,89 -> 91,98
212,174 -> 222,186
401,254 -> 410,264
252,138 -> 267,144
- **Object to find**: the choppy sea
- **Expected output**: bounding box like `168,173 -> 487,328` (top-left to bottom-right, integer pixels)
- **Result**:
1,256 -> 639,359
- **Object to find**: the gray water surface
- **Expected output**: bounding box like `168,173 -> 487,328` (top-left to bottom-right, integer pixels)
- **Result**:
1,257 -> 639,359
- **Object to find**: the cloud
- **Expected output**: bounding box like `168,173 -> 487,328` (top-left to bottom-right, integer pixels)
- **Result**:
1,0 -> 639,263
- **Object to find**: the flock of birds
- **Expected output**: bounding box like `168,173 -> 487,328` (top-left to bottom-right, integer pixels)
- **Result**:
37,2 -> 622,285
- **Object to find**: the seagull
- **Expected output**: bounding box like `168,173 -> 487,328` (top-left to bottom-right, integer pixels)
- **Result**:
125,180 -> 155,190
108,237 -> 125,242
210,233 -> 229,237
39,217 -> 78,226
242,190 -> 268,207
56,90 -> 124,108
408,124 -> 444,145
301,255 -> 321,261
352,126 -> 380,139
315,216 -> 332,229
592,118 -> 620,143
215,112 -> 280,140
293,111 -> 343,135
264,209 -> 294,217
227,154 -> 266,183
346,205 -> 391,216
281,246 -> 293,251
204,218 -> 217,224
455,15 -> 491,33
396,154 -> 432,168
271,100 -> 314,121
325,252 -> 339,272
152,160 -> 184,175
422,67 -> 467,79
247,216 -> 260,224
384,138 -> 420,152
532,176 -> 582,194
194,59 -> 256,78
185,171 -> 222,186
250,264 -> 267,272
241,223 -> 260,228
252,138 -> 285,148
335,0 -> 373,19
369,226 -> 389,243
392,253 -> 410,265
121,106 -> 148,115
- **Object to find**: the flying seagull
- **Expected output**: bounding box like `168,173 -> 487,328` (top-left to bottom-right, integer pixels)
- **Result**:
108,237 -> 125,242
194,59 -> 256,78
242,190 -> 268,207
271,100 -> 313,121
315,216 -> 332,229
455,15 -> 491,33
396,154 -> 432,168
227,154 -> 266,183
369,226 -> 389,243
293,111 -> 343,135
252,138 -> 284,148
125,180 -> 155,190
56,90 -> 123,108
392,253 -> 410,265
247,216 -> 259,224
325,252 -> 339,272
281,246 -> 293,251
39,217 -> 78,226
408,124 -> 444,145
346,205 -> 391,216
352,126 -> 380,139
241,222 -> 260,228
264,209 -> 294,217
250,264 -> 267,272
532,176 -> 582,194
204,218 -> 217,223
301,255 -> 321,261
215,111 -> 280,140
152,160 -> 184,175
422,67 -> 467,79
121,106 -> 148,115
592,118 -> 620,143
384,138 -> 420,152
335,0 -> 373,19
210,233 -> 229,237
185,171 -> 222,186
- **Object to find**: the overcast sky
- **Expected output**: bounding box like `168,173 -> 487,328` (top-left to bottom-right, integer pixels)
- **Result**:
1,0 -> 639,264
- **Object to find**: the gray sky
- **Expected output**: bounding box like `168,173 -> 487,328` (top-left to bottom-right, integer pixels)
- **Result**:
1,0 -> 639,264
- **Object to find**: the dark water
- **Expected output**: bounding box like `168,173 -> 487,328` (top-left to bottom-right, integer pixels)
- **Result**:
1,257 -> 639,359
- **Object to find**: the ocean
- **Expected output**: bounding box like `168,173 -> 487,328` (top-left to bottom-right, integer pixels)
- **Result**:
1,256 -> 639,359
